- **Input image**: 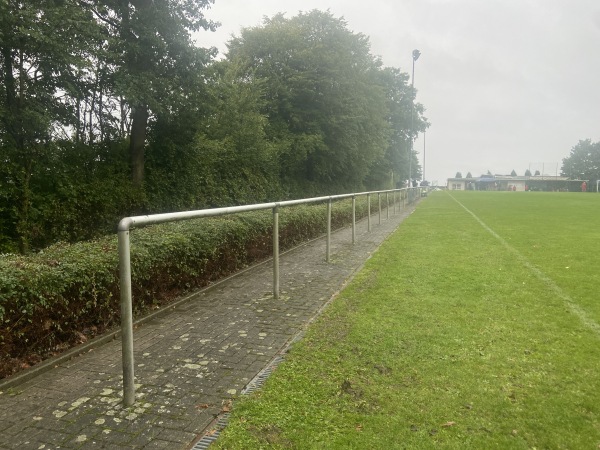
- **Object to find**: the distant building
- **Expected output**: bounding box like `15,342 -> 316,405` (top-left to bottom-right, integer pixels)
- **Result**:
446,174 -> 585,192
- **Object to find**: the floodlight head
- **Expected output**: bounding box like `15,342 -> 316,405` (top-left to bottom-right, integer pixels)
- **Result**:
412,49 -> 421,61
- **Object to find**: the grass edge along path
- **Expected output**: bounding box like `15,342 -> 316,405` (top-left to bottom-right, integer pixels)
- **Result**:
213,191 -> 600,449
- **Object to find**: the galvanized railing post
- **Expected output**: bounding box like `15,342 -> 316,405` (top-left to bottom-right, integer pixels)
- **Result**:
378,193 -> 382,225
118,226 -> 135,407
273,205 -> 279,299
326,198 -> 332,262
367,194 -> 371,231
352,195 -> 356,244
386,192 -> 390,219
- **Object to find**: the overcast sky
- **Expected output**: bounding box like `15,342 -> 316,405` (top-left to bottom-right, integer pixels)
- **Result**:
197,0 -> 600,185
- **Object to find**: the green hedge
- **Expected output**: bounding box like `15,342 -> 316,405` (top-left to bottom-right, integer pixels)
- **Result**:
0,198 -> 378,379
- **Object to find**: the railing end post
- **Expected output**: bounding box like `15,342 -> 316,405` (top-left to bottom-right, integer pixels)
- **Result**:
118,227 -> 135,406
273,205 -> 280,299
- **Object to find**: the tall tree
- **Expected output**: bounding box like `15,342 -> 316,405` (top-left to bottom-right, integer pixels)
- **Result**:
561,139 -> 600,181
0,0 -> 99,252
83,0 -> 218,185
365,67 -> 427,189
226,10 -> 393,194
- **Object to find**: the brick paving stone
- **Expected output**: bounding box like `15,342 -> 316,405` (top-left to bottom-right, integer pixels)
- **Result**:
0,200 -> 419,449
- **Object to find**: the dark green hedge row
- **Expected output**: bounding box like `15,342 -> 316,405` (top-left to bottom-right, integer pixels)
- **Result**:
0,198 -> 377,379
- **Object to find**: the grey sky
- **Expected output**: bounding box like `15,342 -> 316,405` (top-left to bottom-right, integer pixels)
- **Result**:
197,0 -> 600,185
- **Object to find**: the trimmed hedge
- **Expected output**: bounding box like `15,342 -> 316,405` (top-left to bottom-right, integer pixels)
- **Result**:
0,198 -> 376,379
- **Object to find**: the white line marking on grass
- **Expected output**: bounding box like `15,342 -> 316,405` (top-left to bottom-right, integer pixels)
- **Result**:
449,193 -> 600,337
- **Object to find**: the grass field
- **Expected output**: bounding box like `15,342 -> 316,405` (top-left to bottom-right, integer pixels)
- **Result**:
214,191 -> 600,449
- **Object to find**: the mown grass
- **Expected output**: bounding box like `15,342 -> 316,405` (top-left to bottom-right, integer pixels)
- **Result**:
214,191 -> 600,449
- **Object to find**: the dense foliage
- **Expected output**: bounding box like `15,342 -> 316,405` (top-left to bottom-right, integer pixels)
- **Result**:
1,4 -> 427,253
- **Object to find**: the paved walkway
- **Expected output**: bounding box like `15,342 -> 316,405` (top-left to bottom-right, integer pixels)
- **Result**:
0,200 -> 418,449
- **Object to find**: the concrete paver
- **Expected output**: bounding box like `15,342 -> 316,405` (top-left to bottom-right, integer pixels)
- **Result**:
0,200 -> 418,449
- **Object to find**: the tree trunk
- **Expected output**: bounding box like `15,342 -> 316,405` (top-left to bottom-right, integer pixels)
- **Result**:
2,45 -> 16,140
15,162 -> 32,254
130,104 -> 148,185
121,0 -> 149,185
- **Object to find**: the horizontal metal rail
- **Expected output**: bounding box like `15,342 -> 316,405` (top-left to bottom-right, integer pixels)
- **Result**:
118,187 -> 423,405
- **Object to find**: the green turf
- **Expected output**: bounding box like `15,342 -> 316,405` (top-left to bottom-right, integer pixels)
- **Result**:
214,191 -> 600,449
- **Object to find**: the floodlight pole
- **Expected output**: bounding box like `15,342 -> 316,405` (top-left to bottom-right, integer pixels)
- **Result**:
409,49 -> 420,186
423,130 -> 426,183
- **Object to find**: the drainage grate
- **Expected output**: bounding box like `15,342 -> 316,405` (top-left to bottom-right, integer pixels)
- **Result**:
192,355 -> 285,449
242,355 -> 284,395
191,413 -> 230,450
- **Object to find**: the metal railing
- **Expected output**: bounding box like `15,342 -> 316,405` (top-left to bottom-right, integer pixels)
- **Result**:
117,187 -> 422,405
